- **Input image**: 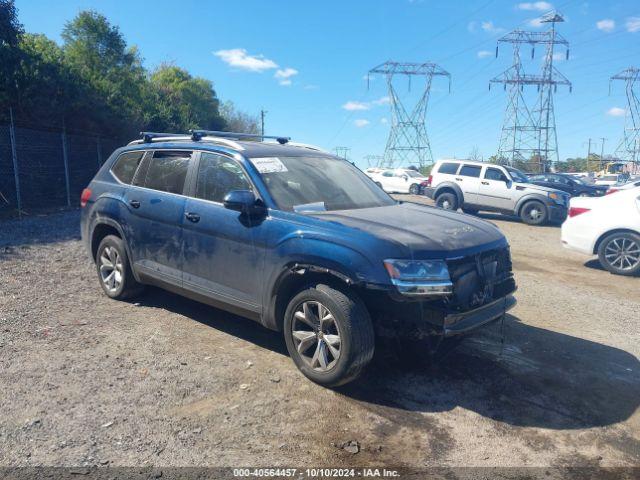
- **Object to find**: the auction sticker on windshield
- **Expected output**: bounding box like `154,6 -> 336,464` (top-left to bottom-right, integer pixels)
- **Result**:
251,157 -> 288,174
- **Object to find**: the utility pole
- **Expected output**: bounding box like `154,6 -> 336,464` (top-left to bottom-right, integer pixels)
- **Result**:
587,137 -> 593,171
334,147 -> 350,160
600,137 -> 607,170
368,61 -> 450,169
260,109 -> 267,136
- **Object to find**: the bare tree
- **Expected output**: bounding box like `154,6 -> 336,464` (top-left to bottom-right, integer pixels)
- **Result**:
220,101 -> 259,134
468,146 -> 483,162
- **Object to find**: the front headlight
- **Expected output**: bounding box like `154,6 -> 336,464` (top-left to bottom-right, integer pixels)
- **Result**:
383,259 -> 453,297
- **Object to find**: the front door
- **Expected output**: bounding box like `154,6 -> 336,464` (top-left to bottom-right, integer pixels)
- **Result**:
124,150 -> 192,284
181,152 -> 267,312
478,166 -> 513,211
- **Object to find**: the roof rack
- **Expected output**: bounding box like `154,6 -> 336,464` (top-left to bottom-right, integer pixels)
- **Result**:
190,130 -> 290,145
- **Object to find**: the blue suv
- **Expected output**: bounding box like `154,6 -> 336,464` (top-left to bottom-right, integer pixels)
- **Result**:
80,131 -> 517,386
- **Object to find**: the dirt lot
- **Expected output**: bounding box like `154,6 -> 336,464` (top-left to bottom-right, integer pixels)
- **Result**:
1,197 -> 639,470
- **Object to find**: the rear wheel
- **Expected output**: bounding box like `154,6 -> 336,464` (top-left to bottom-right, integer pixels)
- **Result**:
597,232 -> 640,276
435,192 -> 458,211
96,235 -> 144,300
409,183 -> 420,195
520,200 -> 548,225
283,284 -> 374,387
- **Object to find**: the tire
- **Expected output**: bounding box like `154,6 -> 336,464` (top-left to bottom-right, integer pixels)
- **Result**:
409,183 -> 420,195
520,200 -> 548,226
283,284 -> 375,387
96,235 -> 144,300
435,192 -> 458,211
597,232 -> 640,276
462,208 -> 478,215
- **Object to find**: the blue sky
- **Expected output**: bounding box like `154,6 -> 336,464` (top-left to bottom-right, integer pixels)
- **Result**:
14,0 -> 640,167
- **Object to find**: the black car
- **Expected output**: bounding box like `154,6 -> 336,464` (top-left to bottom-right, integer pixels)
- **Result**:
527,173 -> 607,197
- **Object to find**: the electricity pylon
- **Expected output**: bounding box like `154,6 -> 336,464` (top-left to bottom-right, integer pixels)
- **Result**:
610,67 -> 640,163
363,154 -> 384,167
334,146 -> 350,160
368,61 -> 450,169
490,12 -> 571,171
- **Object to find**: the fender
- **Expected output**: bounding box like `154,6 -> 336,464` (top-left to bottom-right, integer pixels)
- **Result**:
434,182 -> 464,204
260,236 -> 387,331
514,193 -> 552,216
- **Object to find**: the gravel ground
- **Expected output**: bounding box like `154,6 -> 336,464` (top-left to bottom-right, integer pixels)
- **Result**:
0,199 -> 638,470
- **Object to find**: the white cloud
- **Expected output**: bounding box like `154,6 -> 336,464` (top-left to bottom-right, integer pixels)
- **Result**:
371,96 -> 390,106
274,67 -> 298,86
214,48 -> 278,72
477,50 -> 493,58
354,119 -> 370,128
626,17 -> 640,33
467,21 -> 478,33
552,52 -> 566,61
481,21 -> 504,33
517,2 -> 553,11
528,17 -> 544,28
303,84 -> 318,90
343,101 -> 370,111
342,97 -> 389,111
380,118 -> 388,124
596,19 -> 615,32
607,107 -> 626,117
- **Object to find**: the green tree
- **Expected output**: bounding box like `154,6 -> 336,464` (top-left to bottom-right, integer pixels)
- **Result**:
148,65 -> 225,133
0,0 -> 24,113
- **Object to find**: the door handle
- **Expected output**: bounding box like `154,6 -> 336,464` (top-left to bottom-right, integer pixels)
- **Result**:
185,212 -> 200,223
481,181 -> 489,185
455,178 -> 463,182
129,200 -> 140,209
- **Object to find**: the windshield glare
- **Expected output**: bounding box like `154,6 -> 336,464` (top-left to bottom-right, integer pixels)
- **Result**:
253,156 -> 396,212
505,167 -> 529,183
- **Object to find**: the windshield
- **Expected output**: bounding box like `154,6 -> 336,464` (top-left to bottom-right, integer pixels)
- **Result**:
505,166 -> 529,183
252,156 -> 396,212
405,170 -> 422,178
569,176 -> 589,185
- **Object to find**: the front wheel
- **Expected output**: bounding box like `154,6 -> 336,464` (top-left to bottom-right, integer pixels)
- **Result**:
520,200 -> 548,225
597,232 -> 640,276
409,183 -> 420,195
283,284 -> 374,387
435,192 -> 458,211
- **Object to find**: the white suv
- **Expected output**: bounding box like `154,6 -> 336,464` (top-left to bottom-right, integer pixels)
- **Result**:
424,160 -> 569,225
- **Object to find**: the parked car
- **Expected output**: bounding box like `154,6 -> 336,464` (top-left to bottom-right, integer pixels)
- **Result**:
594,174 -> 626,187
81,131 -> 517,387
423,160 -> 569,225
366,168 -> 428,194
606,179 -> 640,195
527,173 -> 608,197
561,186 -> 640,276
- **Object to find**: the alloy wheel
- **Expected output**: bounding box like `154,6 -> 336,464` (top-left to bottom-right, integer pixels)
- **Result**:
291,301 -> 341,372
604,237 -> 640,271
99,246 -> 123,293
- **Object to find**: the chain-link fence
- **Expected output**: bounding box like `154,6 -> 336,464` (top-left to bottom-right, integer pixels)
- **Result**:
0,124 -> 122,218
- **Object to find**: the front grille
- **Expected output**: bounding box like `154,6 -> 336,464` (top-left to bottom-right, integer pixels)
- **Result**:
445,246 -> 516,312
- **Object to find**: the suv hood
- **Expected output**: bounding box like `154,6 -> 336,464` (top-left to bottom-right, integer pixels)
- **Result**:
515,182 -> 565,196
311,202 -> 507,257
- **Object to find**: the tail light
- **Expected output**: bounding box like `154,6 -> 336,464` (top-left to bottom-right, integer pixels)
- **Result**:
80,188 -> 92,207
568,207 -> 590,218
606,188 -> 619,195
426,175 -> 433,187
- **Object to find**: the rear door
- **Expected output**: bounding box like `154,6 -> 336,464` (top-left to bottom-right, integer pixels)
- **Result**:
181,151 -> 268,311
478,166 -> 513,211
123,150 -> 192,285
457,164 -> 482,204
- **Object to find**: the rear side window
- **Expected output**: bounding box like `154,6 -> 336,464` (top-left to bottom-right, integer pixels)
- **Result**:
459,165 -> 482,178
195,153 -> 252,203
111,151 -> 145,184
437,162 -> 460,174
142,151 -> 191,194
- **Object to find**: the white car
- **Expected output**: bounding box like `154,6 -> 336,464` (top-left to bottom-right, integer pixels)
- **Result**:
367,168 -> 428,194
606,179 -> 640,195
561,186 -> 640,276
594,174 -> 626,187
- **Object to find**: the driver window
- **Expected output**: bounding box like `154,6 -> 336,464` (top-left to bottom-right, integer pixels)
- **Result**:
484,167 -> 508,182
195,153 -> 252,203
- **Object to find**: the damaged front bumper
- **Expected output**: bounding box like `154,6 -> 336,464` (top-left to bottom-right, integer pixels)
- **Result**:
442,294 -> 516,336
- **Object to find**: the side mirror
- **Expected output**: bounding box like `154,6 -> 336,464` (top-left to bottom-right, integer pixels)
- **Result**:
402,175 -> 409,181
223,190 -> 263,215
